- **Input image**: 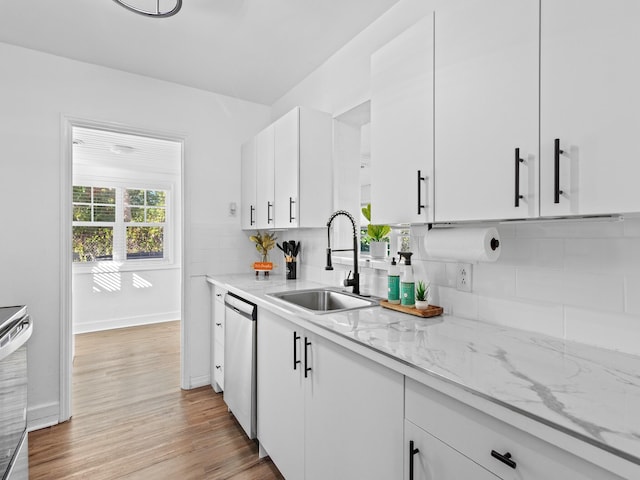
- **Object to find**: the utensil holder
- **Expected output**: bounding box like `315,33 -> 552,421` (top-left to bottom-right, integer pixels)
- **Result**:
286,260 -> 297,280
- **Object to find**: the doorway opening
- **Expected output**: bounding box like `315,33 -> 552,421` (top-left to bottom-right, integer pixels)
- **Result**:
61,119 -> 184,420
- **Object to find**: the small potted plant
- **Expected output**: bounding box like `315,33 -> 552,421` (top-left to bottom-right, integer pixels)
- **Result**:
361,203 -> 391,259
249,231 -> 277,275
415,280 -> 430,310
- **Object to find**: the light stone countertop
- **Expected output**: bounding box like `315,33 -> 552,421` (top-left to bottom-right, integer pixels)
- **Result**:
206,273 -> 640,477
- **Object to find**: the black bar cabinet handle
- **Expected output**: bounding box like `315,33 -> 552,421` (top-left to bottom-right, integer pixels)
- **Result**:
515,148 -> 524,207
289,197 -> 296,222
293,331 -> 301,370
554,138 -> 564,204
417,170 -> 426,214
304,337 -> 312,378
409,440 -> 420,480
491,450 -> 517,469
267,201 -> 273,224
250,205 -> 255,225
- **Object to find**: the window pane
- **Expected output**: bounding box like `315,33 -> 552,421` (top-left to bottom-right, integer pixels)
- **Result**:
73,186 -> 91,203
127,226 -> 164,259
93,187 -> 115,205
125,207 -> 145,223
94,205 -> 116,222
147,207 -> 165,223
73,226 -> 113,262
73,206 -> 92,222
146,190 -> 166,206
126,189 -> 145,206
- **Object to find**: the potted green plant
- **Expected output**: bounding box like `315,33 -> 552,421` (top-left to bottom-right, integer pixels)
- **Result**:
361,203 -> 391,259
415,280 -> 430,310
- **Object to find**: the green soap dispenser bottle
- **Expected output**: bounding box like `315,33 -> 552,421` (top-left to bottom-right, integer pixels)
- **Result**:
387,257 -> 400,304
398,251 -> 415,307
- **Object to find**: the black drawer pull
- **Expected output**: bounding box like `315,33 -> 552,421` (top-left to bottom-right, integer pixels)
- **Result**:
409,440 -> 420,480
267,201 -> 273,224
514,148 -> 524,207
491,450 -> 516,469
250,205 -> 255,225
554,138 -> 565,204
289,197 -> 296,222
293,331 -> 301,370
215,322 -> 222,327
417,170 -> 426,214
304,337 -> 312,378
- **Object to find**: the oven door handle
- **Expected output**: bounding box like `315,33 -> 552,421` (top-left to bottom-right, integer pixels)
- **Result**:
0,315 -> 33,362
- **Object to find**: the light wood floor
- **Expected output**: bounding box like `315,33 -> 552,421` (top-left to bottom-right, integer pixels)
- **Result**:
29,321 -> 284,480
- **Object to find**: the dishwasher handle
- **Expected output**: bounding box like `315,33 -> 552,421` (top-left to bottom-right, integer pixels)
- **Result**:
224,292 -> 257,320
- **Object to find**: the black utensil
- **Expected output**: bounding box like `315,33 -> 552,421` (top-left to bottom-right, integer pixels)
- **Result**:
293,241 -> 300,257
288,241 -> 296,256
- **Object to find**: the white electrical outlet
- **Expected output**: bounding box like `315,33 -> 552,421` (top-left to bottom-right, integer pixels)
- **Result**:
456,263 -> 472,292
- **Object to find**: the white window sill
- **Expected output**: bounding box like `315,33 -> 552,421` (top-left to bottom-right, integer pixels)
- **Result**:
331,254 -> 389,271
72,260 -> 180,274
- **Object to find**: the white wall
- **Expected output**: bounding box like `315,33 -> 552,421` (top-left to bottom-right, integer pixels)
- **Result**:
0,42 -> 270,428
275,0 -> 640,358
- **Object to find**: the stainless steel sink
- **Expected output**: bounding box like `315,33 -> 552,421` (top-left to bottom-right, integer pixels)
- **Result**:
267,288 -> 379,314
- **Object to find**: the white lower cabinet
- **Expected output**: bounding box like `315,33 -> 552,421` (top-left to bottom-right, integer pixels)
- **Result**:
405,419 -> 499,480
405,378 -> 625,480
257,309 -> 404,480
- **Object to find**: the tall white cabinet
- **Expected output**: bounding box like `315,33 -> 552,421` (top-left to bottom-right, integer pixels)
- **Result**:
273,107 -> 333,229
434,0 -> 539,222
255,125 -> 275,229
540,0 -> 640,216
257,309 -> 404,480
240,138 -> 257,230
370,14 -> 435,225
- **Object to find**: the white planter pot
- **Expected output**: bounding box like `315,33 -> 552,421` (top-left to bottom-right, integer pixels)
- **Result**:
369,241 -> 387,259
415,300 -> 430,310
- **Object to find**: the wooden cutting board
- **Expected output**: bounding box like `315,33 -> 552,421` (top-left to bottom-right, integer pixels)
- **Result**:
380,300 -> 443,318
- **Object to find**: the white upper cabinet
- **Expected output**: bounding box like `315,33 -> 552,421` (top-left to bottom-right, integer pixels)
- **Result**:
434,0 -> 539,222
274,107 -> 333,229
254,125 -> 275,229
240,138 -> 257,230
540,0 -> 640,216
370,14 -> 435,225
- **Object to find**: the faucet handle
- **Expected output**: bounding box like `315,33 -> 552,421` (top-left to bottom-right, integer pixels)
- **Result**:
344,270 -> 355,288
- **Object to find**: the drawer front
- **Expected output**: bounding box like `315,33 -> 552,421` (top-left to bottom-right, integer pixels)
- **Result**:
213,286 -> 226,304
405,378 -> 622,480
213,340 -> 224,389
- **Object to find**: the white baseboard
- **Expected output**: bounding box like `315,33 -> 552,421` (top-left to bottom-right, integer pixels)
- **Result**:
28,401 -> 60,431
188,374 -> 211,389
73,311 -> 181,334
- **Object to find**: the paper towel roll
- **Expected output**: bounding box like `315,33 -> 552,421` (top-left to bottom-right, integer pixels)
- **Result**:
424,227 -> 501,263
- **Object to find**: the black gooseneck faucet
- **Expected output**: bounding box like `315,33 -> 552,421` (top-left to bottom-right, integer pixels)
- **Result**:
325,210 -> 360,295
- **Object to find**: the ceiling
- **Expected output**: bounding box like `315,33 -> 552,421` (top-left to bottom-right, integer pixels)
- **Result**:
0,0 -> 400,105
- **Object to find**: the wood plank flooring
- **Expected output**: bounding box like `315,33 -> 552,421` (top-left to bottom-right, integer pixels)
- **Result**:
29,321 -> 284,480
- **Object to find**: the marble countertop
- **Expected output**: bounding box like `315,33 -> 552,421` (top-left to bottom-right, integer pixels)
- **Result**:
207,274 -> 640,474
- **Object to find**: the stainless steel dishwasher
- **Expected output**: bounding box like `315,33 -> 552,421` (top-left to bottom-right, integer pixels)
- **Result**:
223,292 -> 258,439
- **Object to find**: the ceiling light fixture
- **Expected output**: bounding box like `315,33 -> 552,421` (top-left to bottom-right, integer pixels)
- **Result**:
112,0 -> 182,18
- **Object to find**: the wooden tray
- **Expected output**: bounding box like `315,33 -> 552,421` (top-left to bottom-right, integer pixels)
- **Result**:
380,300 -> 443,318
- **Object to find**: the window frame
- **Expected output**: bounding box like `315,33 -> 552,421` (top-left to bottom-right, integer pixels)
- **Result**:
72,179 -> 175,272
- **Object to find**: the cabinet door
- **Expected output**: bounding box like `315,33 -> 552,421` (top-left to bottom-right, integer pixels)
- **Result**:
241,139 -> 257,230
371,14 -> 435,224
405,420 -> 500,480
274,108 -> 300,229
434,0 -> 539,222
255,125 -> 275,229
256,310 -> 304,480
304,332 -> 404,480
540,0 -> 640,216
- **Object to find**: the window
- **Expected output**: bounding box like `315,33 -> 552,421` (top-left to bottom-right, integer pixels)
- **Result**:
73,185 -> 169,263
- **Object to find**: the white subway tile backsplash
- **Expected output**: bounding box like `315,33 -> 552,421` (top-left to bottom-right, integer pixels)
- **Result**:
516,267 -> 624,312
515,218 -> 625,239
498,238 -> 563,268
473,264 -> 516,297
624,276 -> 640,315
565,307 -> 640,356
623,215 -> 640,237
478,296 -> 564,338
563,238 -> 636,274
437,286 -> 478,320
